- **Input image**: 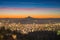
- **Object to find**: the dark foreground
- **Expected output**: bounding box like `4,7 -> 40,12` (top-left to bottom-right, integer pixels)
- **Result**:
0,28 -> 60,40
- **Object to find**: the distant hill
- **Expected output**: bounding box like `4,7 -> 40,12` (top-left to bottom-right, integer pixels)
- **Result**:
0,17 -> 60,24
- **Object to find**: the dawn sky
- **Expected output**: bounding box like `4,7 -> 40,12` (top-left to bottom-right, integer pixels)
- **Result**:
0,0 -> 60,18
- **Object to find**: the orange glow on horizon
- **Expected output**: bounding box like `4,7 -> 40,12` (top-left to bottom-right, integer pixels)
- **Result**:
0,8 -> 60,18
0,15 -> 60,18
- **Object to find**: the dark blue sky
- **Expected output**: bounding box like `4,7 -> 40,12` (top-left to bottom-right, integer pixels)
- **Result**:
0,0 -> 60,8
